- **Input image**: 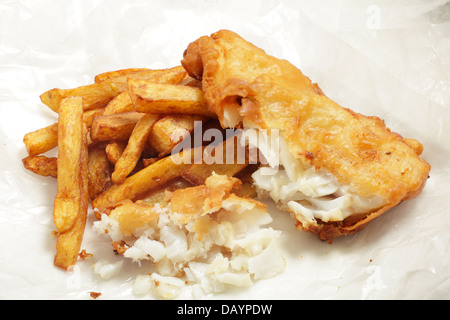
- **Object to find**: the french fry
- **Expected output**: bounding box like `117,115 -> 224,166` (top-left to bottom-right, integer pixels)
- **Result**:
41,83 -> 116,114
23,123 -> 58,156
105,141 -> 127,164
88,143 -> 113,200
90,112 -> 145,142
111,114 -> 160,184
94,68 -> 150,83
23,108 -> 104,156
40,66 -> 186,113
53,97 -> 87,233
22,155 -> 57,178
102,91 -> 134,115
182,135 -> 249,185
54,145 -> 89,271
81,107 -> 105,127
128,80 -> 216,117
148,114 -> 208,157
54,206 -> 88,270
53,97 -> 89,270
142,157 -> 159,167
91,149 -> 195,213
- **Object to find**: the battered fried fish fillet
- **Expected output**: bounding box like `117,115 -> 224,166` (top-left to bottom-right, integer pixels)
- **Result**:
181,29 -> 431,242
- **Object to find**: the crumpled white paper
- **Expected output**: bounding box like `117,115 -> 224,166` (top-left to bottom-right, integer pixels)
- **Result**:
1,0 -> 449,300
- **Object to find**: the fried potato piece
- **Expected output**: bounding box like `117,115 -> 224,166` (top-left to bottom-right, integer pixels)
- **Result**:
82,108 -> 106,127
53,97 -> 87,233
94,68 -> 150,83
112,114 -> 160,184
142,157 -> 158,167
53,97 -> 89,270
102,91 -> 134,115
105,141 -> 127,164
88,143 -> 113,200
23,123 -> 58,156
128,80 -> 216,117
23,108 -> 104,156
148,114 -> 208,157
90,112 -> 144,142
40,66 -> 186,113
92,149 -> 195,214
22,155 -> 57,178
182,135 -> 249,185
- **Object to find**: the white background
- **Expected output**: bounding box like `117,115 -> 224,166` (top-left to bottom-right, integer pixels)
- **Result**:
1,0 -> 449,299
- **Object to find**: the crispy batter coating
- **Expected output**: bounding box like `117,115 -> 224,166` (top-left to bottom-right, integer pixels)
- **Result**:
181,30 -> 431,241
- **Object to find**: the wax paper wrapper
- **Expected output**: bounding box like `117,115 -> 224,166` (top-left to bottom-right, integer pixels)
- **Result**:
1,0 -> 449,300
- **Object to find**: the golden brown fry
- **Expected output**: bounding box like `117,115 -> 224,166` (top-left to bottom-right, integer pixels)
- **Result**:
53,97 -> 89,270
128,80 -> 216,117
102,91 -> 134,115
23,123 -> 58,156
41,83 -> 115,113
105,141 -> 127,164
90,112 -> 145,142
94,68 -> 150,83
112,114 -> 160,184
40,66 -> 186,113
22,155 -> 57,178
23,108 -> 104,157
132,66 -> 186,88
182,135 -> 248,185
54,206 -> 88,270
148,114 -> 208,157
54,159 -> 89,270
82,107 -> 105,127
53,97 -> 86,233
142,157 -> 159,167
88,143 -> 113,200
92,149 -> 195,213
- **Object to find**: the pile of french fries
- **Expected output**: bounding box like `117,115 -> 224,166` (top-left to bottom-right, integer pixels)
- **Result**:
22,66 -> 256,271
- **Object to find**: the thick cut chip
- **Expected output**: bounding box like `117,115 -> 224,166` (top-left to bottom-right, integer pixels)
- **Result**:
105,141 -> 127,164
148,114 -> 208,157
54,97 -> 86,233
88,143 -> 113,200
40,66 -> 186,113
90,112 -> 145,142
102,91 -> 134,115
94,68 -> 151,83
23,108 -> 104,156
92,149 -> 195,214
22,155 -> 57,178
23,123 -> 58,156
182,134 -> 249,185
53,97 -> 89,270
128,80 -> 216,117
112,113 -> 160,184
